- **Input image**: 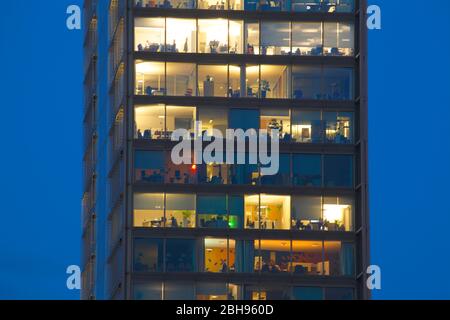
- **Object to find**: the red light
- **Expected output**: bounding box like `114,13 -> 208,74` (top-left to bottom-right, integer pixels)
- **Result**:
191,165 -> 197,171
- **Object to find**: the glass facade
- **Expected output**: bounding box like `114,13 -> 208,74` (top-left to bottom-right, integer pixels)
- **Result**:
84,0 -> 366,301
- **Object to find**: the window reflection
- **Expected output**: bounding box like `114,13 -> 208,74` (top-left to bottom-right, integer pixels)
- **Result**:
292,22 -> 322,56
261,22 -> 291,55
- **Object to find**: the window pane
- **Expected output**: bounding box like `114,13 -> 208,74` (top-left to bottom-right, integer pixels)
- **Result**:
166,239 -> 197,272
292,240 -> 324,275
292,287 -> 323,300
323,111 -> 353,144
292,22 -> 323,56
322,67 -> 354,100
133,238 -> 163,271
133,282 -> 162,300
292,0 -> 322,12
166,18 -> 196,53
198,162 -> 229,185
291,195 -> 322,230
198,0 -> 228,10
198,195 -> 229,228
260,108 -> 291,140
166,194 -> 196,228
134,18 -> 165,52
324,22 -> 354,56
244,195 -> 259,229
323,154 -> 353,187
134,150 -> 165,183
258,240 -> 290,273
323,196 -> 353,231
166,63 -> 196,96
292,66 -> 322,100
166,106 -> 196,136
135,61 -> 165,96
228,196 -> 244,229
229,20 -> 243,54
325,287 -> 354,300
229,65 -> 243,97
164,282 -> 195,300
261,22 -> 290,55
245,65 -> 260,97
292,110 -> 322,143
198,19 -> 228,54
260,153 -> 291,186
198,107 -> 228,136
196,282 -> 228,300
245,22 -> 259,55
324,241 -> 354,276
293,154 -> 322,187
260,65 -> 288,99
198,65 -> 228,97
204,238 -> 233,272
135,105 -> 166,140
133,193 -> 165,227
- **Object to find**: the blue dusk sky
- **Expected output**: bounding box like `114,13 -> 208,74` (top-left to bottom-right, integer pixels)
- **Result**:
0,0 -> 449,300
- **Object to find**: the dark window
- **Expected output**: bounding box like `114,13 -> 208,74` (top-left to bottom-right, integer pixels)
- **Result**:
323,155 -> 353,187
293,154 -> 322,187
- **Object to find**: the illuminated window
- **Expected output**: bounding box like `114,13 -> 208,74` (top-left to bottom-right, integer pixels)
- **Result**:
198,65 -> 228,97
134,18 -> 165,52
292,22 -> 323,56
135,61 -> 165,96
261,22 -> 291,55
198,0 -> 228,10
203,238 -> 235,272
229,20 -> 243,54
134,104 -> 166,140
166,63 -> 196,96
166,18 -> 196,53
323,111 -> 353,144
260,65 -> 288,99
323,196 -> 353,231
256,239 -> 291,273
292,110 -> 322,143
291,240 -> 323,275
245,22 -> 259,54
198,19 -> 229,54
133,193 -> 165,228
166,194 -> 196,228
244,195 -> 291,230
324,22 -> 354,56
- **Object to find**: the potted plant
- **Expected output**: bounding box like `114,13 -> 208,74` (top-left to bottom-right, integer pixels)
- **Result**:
260,80 -> 270,98
182,210 -> 193,227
